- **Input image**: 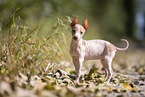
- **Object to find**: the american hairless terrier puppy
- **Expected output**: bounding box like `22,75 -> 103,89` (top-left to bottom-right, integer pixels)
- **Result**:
70,16 -> 129,83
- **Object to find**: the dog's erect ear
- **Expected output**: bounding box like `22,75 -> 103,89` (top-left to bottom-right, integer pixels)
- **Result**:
70,16 -> 78,27
83,18 -> 88,30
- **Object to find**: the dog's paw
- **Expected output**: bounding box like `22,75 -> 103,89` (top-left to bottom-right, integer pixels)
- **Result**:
74,79 -> 79,84
104,81 -> 110,85
74,80 -> 78,83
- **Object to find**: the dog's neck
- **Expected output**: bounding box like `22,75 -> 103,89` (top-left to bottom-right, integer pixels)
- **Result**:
70,38 -> 84,57
71,38 -> 83,46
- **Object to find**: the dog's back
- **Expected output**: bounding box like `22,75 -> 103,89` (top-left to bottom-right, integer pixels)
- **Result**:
84,39 -> 110,60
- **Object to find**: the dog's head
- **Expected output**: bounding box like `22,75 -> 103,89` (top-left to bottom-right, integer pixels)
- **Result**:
70,16 -> 88,41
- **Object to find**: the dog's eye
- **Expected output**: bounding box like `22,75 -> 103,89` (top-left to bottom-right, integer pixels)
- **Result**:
80,32 -> 83,34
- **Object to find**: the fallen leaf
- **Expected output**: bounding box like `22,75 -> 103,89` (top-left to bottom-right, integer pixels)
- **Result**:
112,89 -> 119,93
88,68 -> 94,76
122,83 -> 136,91
44,84 -> 55,90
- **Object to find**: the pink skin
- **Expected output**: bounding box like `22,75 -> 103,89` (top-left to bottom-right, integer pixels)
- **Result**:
70,17 -> 129,83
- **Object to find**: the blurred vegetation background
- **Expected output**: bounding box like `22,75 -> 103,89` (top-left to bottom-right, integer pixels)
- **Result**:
0,1 -> 145,96
0,0 -> 145,75
1,0 -> 145,43
0,0 -> 137,40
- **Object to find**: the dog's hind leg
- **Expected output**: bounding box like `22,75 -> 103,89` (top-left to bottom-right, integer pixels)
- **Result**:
101,59 -> 108,78
104,51 -> 116,83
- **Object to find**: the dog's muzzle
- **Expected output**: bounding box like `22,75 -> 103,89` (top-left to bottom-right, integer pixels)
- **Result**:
73,36 -> 78,40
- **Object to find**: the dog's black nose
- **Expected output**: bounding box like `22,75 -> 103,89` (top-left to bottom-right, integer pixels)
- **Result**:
73,36 -> 78,40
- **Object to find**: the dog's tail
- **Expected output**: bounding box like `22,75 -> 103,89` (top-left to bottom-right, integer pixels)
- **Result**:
116,39 -> 129,51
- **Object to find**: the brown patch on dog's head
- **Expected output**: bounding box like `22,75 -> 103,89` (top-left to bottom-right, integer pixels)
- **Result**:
108,44 -> 116,52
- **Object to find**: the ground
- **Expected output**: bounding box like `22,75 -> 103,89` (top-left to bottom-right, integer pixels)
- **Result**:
0,48 -> 145,97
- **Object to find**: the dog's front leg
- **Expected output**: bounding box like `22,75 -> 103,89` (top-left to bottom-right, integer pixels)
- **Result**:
73,56 -> 84,83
